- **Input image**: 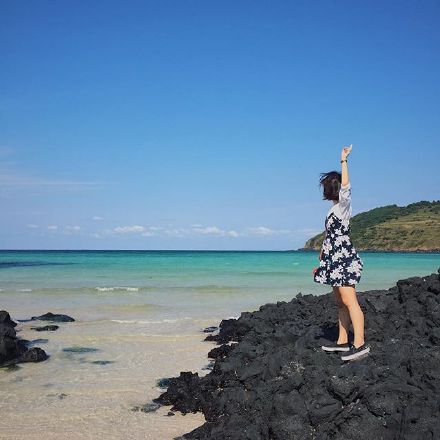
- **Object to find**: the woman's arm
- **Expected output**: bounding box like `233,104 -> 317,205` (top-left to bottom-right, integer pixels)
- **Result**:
341,144 -> 353,186
341,144 -> 352,186
339,144 -> 353,222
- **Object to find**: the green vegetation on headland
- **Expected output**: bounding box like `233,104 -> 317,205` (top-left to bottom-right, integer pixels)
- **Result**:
301,200 -> 440,252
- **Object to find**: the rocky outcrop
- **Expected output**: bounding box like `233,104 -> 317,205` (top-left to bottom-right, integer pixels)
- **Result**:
302,200 -> 440,252
154,268 -> 440,439
0,311 -> 48,366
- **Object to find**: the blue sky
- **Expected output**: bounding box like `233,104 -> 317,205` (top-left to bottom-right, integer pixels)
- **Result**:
1,0 -> 439,250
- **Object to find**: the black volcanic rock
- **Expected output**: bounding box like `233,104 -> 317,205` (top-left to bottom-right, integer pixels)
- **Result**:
31,325 -> 59,332
154,268 -> 440,440
0,310 -> 48,366
202,326 -> 218,333
0,310 -> 17,327
19,347 -> 48,363
0,323 -> 17,338
31,312 -> 75,322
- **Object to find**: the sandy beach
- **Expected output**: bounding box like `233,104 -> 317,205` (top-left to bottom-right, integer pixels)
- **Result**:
0,315 -> 212,440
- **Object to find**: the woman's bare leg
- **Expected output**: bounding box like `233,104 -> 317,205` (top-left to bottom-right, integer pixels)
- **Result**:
332,286 -> 351,344
338,285 -> 365,348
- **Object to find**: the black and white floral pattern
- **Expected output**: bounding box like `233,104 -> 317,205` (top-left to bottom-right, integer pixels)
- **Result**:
313,185 -> 364,286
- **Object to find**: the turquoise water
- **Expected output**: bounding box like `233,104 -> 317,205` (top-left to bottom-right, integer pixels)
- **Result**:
1,250 -> 439,321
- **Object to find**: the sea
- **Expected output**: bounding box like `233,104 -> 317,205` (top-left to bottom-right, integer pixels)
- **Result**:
1,250 -> 439,439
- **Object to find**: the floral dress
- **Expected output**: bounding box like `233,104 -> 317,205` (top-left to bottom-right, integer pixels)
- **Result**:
313,182 -> 364,286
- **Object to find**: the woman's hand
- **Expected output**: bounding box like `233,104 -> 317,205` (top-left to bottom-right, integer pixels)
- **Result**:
312,267 -> 318,276
341,144 -> 352,161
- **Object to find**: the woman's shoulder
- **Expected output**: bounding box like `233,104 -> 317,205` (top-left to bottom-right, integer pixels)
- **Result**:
327,206 -> 350,222
327,203 -> 338,217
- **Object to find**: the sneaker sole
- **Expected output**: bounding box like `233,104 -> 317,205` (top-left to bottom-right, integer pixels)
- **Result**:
321,346 -> 350,352
341,346 -> 371,361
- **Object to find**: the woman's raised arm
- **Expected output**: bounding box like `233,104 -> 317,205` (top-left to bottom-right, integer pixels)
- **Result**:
341,144 -> 352,186
339,144 -> 353,222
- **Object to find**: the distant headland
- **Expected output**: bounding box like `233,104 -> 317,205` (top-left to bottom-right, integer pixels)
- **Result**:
301,200 -> 440,252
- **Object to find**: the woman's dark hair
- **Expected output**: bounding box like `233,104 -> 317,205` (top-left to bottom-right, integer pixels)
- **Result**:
319,171 -> 341,201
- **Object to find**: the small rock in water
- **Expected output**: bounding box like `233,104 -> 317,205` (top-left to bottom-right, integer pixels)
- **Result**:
26,338 -> 49,346
202,326 -> 218,333
90,360 -> 114,365
47,392 -> 69,399
166,411 -> 175,416
31,312 -> 75,322
132,402 -> 161,413
62,346 -> 99,353
31,325 -> 59,332
156,377 -> 172,388
19,347 -> 48,363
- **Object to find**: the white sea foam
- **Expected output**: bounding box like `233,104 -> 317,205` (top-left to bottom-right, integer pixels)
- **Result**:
17,288 -> 32,292
110,317 -> 192,324
95,286 -> 139,292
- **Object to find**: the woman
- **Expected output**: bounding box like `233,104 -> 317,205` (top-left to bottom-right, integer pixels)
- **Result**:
312,145 -> 370,361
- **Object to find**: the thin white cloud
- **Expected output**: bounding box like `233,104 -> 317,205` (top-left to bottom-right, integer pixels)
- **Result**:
83,223 -> 314,241
246,226 -> 276,236
113,225 -> 146,234
164,228 -> 186,237
193,225 -> 240,237
108,225 -> 184,237
65,225 -> 81,231
244,226 -> 303,237
29,224 -> 84,234
149,226 -> 164,231
92,216 -> 104,221
63,225 -> 82,235
196,226 -> 223,235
